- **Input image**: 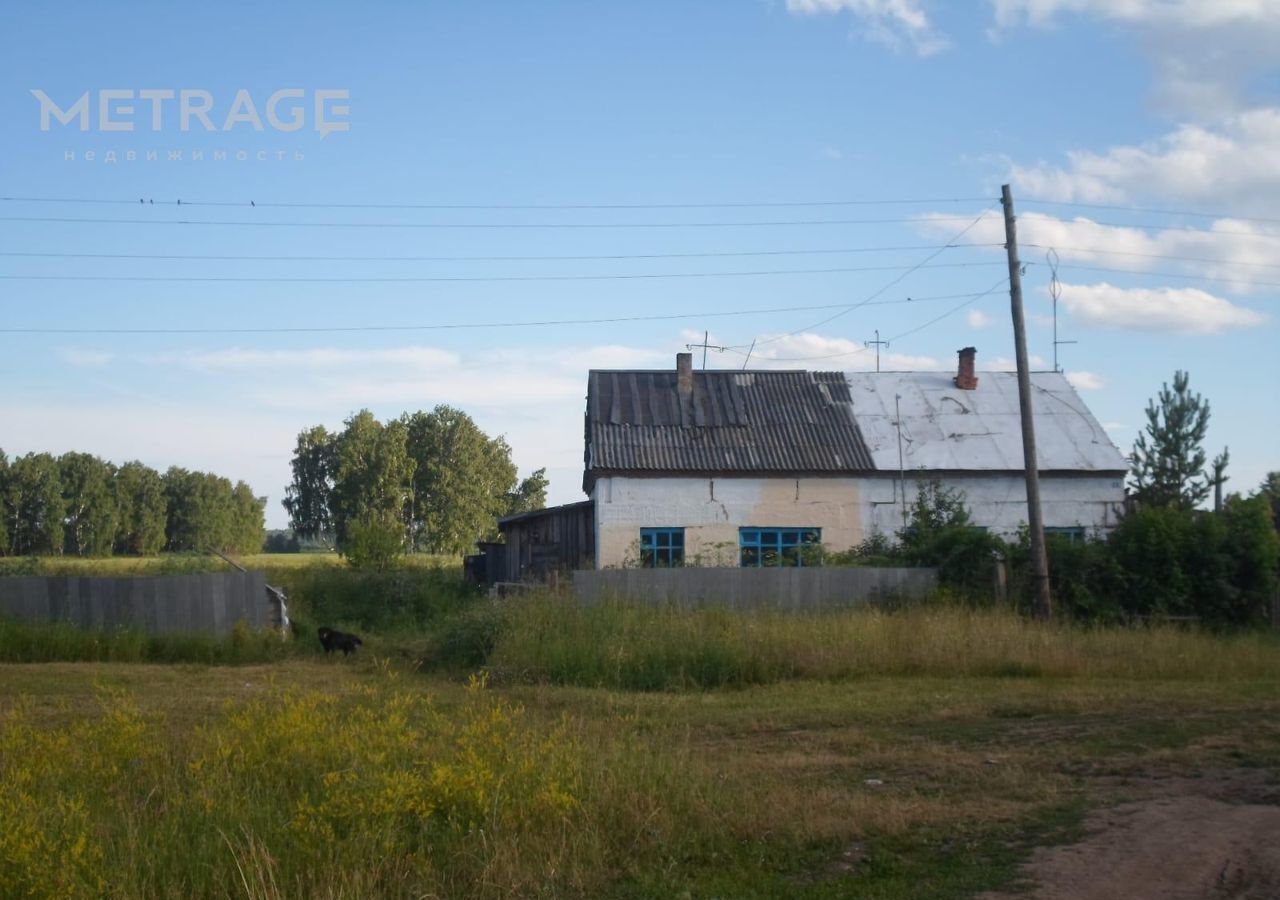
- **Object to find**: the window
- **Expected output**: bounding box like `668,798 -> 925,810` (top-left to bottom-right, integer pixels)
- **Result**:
739,528 -> 822,567
1044,526 -> 1086,544
640,528 -> 684,567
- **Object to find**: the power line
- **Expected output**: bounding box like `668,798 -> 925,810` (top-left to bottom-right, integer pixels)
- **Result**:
0,242 -> 1005,263
721,276 -> 1009,363
1050,263 -> 1280,290
0,260 -> 1007,285
0,214 -> 985,230
741,207 -> 997,348
886,277 -> 1009,342
1021,198 -> 1280,227
6,193 -> 1277,226
1022,243 -> 1280,269
0,194 -> 994,211
1023,218 -> 1280,239
0,289 -> 994,336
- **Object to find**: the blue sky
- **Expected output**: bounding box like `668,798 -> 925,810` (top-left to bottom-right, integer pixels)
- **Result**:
2,0 -> 1277,528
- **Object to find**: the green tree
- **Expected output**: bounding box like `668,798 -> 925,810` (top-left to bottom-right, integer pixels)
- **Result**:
59,452 -> 117,557
1107,506 -> 1194,617
1257,471 -> 1280,531
897,477 -> 1002,598
0,449 -> 9,555
1130,370 -> 1212,509
112,461 -> 167,555
1218,494 -> 1280,625
283,425 -> 336,542
163,468 -> 238,553
330,410 -> 415,565
505,467 -> 549,517
230,481 -> 267,555
4,453 -> 66,556
403,406 -> 517,555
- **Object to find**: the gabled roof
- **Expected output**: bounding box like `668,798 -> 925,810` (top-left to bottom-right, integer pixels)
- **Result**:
845,371 -> 1128,474
584,367 -> 1127,488
584,369 -> 874,490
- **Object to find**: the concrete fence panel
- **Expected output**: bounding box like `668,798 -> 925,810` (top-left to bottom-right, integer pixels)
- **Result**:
0,571 -> 270,636
572,566 -> 937,609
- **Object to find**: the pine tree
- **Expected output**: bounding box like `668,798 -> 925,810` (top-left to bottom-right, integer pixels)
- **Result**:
1130,370 -> 1211,510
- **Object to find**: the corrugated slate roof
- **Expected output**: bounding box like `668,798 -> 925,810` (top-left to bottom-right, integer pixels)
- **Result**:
584,370 -> 874,487
584,366 -> 1128,486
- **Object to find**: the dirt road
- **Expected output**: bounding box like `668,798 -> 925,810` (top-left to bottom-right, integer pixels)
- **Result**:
985,773 -> 1280,900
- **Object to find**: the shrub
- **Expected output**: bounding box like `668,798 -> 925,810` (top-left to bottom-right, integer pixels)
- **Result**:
271,562 -> 475,633
342,513 -> 407,571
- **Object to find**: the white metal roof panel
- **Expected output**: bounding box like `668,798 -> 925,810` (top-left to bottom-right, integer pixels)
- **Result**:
842,371 -> 1128,473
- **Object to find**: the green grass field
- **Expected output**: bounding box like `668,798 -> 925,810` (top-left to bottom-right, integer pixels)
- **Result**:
3,603 -> 1279,899
0,551 -> 453,577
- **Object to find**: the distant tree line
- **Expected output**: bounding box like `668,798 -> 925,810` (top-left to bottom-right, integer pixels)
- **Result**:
0,449 -> 265,557
284,405 -> 548,567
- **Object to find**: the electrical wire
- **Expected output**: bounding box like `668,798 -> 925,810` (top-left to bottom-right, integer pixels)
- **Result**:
0,260 -> 1006,284
737,206 -> 998,349
0,242 -> 1006,263
1050,263 -> 1280,290
0,289 -> 997,335
1022,244 -> 1280,269
0,214 -> 985,230
1020,198 -> 1280,227
720,276 -> 1009,363
0,194 -> 995,211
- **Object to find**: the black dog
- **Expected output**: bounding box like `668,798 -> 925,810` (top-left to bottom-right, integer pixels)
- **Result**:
317,627 -> 363,657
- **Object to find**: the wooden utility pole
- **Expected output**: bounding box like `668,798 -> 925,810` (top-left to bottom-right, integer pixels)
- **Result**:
1002,184 -> 1052,620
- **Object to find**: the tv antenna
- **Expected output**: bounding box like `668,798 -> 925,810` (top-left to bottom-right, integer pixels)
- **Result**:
686,330 -> 728,369
1047,248 -> 1076,372
864,329 -> 890,372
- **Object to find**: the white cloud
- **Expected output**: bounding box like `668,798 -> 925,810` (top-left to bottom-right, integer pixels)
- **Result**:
787,0 -> 949,56
985,354 -> 1048,370
966,309 -> 993,329
1008,108 -> 1280,213
820,144 -> 844,160
989,1 -> 1280,116
57,348 -> 114,367
1065,370 -> 1104,391
741,331 -> 945,371
1057,281 -> 1266,334
990,1 -> 1280,29
914,209 -> 1280,294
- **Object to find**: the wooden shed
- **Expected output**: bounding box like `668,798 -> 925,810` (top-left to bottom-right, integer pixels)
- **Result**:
472,500 -> 595,585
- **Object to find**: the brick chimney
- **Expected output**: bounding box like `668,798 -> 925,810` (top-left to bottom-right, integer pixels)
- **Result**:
954,347 -> 978,390
676,352 -> 694,396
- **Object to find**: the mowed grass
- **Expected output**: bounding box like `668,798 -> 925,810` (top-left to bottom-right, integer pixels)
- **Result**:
3,606 -> 1280,899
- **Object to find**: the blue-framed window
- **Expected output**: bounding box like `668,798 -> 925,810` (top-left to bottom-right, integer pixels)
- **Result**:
1044,526 -> 1086,544
739,528 -> 822,567
640,528 -> 684,567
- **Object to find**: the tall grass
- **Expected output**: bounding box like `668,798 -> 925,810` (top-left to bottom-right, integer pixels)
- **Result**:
0,673 -> 590,899
480,597 -> 1280,690
0,618 -> 295,664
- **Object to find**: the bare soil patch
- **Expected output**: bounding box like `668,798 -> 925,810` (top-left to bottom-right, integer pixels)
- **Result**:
984,771 -> 1280,900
